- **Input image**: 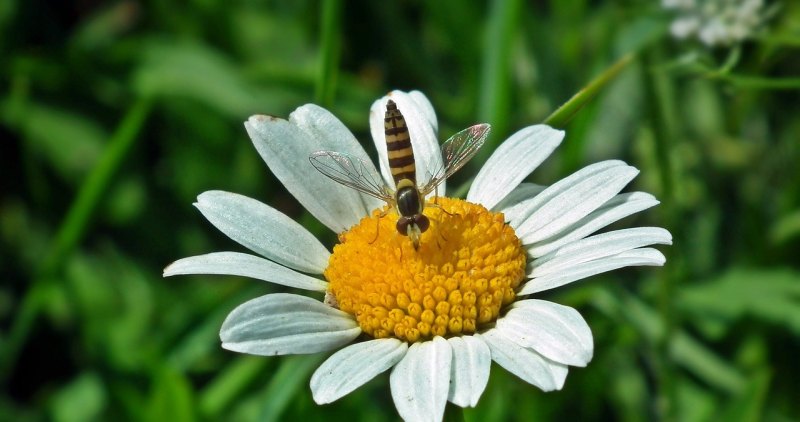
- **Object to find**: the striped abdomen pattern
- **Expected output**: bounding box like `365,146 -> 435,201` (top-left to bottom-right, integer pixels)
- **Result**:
384,100 -> 416,185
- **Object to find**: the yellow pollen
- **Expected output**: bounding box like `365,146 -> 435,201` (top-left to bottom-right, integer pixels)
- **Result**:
324,197 -> 526,343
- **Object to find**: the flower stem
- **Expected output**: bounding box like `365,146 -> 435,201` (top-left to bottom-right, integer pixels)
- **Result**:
315,0 -> 342,108
544,53 -> 636,129
477,0 -> 522,162
641,47 -> 679,421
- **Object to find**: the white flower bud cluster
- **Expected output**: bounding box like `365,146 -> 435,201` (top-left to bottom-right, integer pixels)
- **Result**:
662,0 -> 769,46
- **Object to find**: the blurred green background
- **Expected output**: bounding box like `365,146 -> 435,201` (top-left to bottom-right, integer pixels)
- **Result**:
2,0 -> 799,421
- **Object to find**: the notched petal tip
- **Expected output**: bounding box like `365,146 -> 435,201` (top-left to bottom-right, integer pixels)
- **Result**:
246,114 -> 283,124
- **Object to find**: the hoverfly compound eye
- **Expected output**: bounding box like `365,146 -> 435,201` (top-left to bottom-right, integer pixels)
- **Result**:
414,214 -> 430,233
396,217 -> 411,236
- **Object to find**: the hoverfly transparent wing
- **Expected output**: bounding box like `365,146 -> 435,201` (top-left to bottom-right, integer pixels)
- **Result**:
309,151 -> 394,202
419,123 -> 491,196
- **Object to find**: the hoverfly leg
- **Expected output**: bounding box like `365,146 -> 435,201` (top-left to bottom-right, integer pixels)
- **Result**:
426,200 -> 458,217
369,217 -> 381,245
369,208 -> 389,245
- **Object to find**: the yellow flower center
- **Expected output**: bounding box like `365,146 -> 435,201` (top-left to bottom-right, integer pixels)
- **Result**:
324,197 -> 526,343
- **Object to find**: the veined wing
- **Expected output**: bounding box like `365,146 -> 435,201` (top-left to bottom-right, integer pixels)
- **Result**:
419,123 -> 491,196
309,151 -> 393,201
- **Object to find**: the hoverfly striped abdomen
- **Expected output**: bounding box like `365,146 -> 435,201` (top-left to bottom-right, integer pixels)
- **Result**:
384,100 -> 416,185
384,100 -> 427,245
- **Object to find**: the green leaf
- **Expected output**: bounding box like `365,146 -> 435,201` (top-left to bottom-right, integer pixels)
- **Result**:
10,103 -> 106,182
770,210 -> 800,245
675,378 -> 717,422
49,373 -> 106,422
718,369 -> 771,422
199,357 -> 270,418
595,288 -> 747,394
146,367 -> 196,422
228,355 -> 324,422
132,41 -> 295,118
679,268 -> 800,336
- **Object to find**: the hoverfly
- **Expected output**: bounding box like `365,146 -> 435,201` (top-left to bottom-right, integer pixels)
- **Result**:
309,99 -> 491,250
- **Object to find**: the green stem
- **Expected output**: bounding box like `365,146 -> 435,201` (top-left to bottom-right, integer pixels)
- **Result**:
315,0 -> 342,107
477,0 -> 522,162
41,98 -> 153,276
641,49 -> 679,421
0,98 -> 152,383
544,53 -> 636,128
708,73 -> 800,90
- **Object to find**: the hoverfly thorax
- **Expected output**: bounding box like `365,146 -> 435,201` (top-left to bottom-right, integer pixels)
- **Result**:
309,96 -> 491,250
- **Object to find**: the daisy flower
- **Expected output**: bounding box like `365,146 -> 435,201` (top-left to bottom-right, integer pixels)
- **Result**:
164,90 -> 671,421
662,0 -> 771,46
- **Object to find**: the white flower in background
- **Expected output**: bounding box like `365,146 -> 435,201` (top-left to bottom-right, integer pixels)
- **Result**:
164,90 -> 671,421
662,0 -> 770,46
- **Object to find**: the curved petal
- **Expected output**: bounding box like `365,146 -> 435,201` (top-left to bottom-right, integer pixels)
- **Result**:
468,125 -> 564,210
195,191 -> 330,274
408,90 -> 438,134
220,293 -> 360,356
507,160 -> 624,228
370,91 -> 443,195
163,252 -> 328,291
513,162 -> 640,245
245,107 -> 379,234
311,339 -> 408,404
289,104 -> 385,214
390,337 -> 452,422
493,183 -> 547,214
531,227 -> 673,277
447,336 -> 491,408
481,329 -> 563,392
520,248 -> 666,294
526,192 -> 660,257
496,300 -> 593,367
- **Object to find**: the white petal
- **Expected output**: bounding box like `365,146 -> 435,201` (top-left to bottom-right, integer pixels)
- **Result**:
245,109 -> 379,234
496,300 -> 593,367
493,183 -> 547,214
220,293 -> 360,356
289,104 -> 384,214
530,227 -> 673,277
408,90 -> 438,134
163,252 -> 327,291
514,162 -> 640,244
481,329 -> 563,392
507,160 -> 625,229
311,339 -> 408,404
468,125 -> 564,210
390,337 -> 452,422
548,359 -> 569,390
527,192 -> 660,257
447,336 -> 491,407
195,191 -> 330,274
370,91 -> 444,195
520,248 -> 667,294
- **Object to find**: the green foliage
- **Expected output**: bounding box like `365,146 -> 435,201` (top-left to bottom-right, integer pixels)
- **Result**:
2,0 -> 799,420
